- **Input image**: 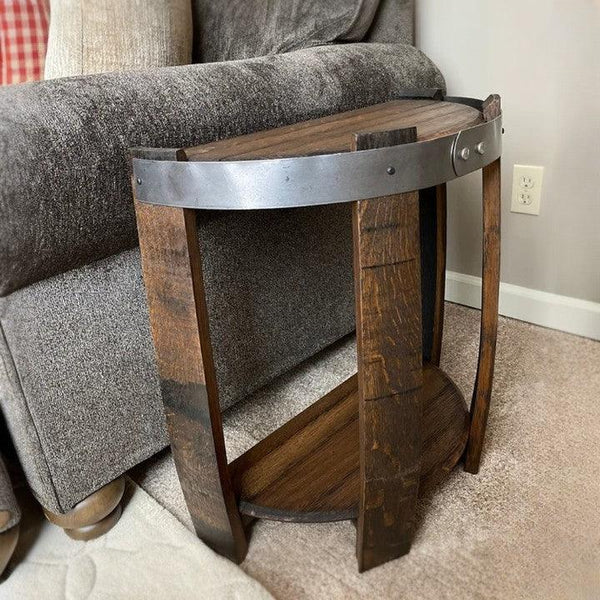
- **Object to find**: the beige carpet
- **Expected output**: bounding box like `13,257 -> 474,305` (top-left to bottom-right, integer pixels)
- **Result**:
135,303 -> 600,600
0,481 -> 273,600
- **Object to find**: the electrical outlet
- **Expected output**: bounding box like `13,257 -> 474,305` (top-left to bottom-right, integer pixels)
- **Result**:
511,165 -> 544,215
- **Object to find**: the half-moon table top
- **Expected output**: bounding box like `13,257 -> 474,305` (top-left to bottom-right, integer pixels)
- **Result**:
132,96 -> 501,210
181,99 -> 484,161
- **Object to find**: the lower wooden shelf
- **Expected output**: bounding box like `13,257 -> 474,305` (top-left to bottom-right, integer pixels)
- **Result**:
229,364 -> 469,522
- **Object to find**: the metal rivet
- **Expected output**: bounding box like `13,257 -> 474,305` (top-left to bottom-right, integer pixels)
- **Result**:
136,177 -> 142,185
459,147 -> 470,161
476,142 -> 486,155
387,166 -> 396,175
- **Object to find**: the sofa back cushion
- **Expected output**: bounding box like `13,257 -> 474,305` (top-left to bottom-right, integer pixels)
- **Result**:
192,0 -> 381,63
366,0 -> 414,46
44,0 -> 193,78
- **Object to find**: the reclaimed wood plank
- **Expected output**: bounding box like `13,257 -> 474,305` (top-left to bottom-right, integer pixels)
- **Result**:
430,183 -> 447,366
229,364 -> 468,521
464,157 -> 501,474
133,161 -> 247,562
352,127 -> 424,572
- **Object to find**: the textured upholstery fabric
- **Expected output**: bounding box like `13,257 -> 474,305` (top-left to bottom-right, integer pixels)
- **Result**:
340,0 -> 381,41
191,0 -> 381,63
366,0 -> 415,46
0,250 -> 165,512
44,0 -> 193,79
0,43 -> 444,296
0,454 -> 20,532
0,325 -> 60,513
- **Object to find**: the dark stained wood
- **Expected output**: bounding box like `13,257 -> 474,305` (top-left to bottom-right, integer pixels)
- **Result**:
231,376 -> 359,522
464,96 -> 502,474
352,127 -> 423,572
229,364 -> 468,521
464,157 -> 501,474
181,99 -> 483,161
144,101 -> 483,569
430,183 -> 447,366
133,178 -> 247,563
482,94 -> 502,122
419,367 -> 470,494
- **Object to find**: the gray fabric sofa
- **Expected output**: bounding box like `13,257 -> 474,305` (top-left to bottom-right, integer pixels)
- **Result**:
0,0 -> 445,516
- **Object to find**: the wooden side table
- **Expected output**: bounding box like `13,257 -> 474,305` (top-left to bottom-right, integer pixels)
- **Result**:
131,91 -> 502,572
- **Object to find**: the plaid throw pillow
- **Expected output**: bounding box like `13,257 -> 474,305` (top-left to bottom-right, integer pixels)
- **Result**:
0,0 -> 49,85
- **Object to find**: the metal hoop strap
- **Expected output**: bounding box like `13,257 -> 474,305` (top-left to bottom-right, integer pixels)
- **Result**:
132,95 -> 502,211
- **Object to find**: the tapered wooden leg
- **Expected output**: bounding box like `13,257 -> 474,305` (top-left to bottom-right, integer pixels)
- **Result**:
430,183 -> 447,367
44,476 -> 125,541
353,128 -> 423,572
134,196 -> 247,563
464,158 -> 501,473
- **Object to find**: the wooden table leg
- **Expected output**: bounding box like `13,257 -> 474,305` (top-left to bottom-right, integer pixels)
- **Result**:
464,158 -> 501,474
430,183 -> 447,367
134,198 -> 247,563
353,128 -> 423,572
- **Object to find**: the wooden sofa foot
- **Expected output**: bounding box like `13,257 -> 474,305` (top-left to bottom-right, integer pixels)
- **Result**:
43,476 -> 125,541
0,524 -> 19,577
64,504 -> 123,541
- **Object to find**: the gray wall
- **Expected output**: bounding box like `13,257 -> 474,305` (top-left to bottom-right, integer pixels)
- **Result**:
416,0 -> 600,303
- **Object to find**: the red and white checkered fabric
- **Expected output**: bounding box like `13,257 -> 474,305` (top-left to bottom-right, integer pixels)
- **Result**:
0,0 -> 49,85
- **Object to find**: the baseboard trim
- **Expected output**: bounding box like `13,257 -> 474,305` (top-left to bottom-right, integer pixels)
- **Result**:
445,271 -> 600,341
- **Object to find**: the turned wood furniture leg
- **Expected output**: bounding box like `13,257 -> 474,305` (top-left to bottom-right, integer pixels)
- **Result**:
464,157 -> 501,474
133,197 -> 247,563
44,476 -> 125,541
430,183 -> 447,366
353,128 -> 423,572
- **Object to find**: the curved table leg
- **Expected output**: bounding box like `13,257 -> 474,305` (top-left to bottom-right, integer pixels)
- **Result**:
464,158 -> 501,474
430,183 -> 447,367
134,195 -> 247,563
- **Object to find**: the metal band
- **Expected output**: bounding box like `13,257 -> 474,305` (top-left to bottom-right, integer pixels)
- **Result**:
133,96 -> 502,211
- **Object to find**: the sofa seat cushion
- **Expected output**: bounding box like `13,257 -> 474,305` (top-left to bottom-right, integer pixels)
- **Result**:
192,0 -> 382,63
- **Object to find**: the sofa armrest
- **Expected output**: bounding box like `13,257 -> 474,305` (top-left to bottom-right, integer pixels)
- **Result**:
0,42 -> 444,295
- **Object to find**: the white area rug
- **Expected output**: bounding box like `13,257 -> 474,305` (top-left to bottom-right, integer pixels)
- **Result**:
0,481 -> 273,600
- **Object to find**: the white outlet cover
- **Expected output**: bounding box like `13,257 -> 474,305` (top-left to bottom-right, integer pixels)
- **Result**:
511,165 -> 544,215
